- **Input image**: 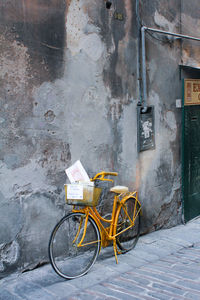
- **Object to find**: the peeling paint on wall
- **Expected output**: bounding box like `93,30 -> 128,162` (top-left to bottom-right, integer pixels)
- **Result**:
0,241 -> 19,272
0,36 -> 30,95
154,10 -> 179,32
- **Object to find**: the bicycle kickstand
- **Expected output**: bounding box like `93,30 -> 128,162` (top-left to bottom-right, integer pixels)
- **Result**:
113,239 -> 119,264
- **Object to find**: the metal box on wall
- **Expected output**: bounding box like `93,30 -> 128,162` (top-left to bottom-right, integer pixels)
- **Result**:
137,106 -> 155,152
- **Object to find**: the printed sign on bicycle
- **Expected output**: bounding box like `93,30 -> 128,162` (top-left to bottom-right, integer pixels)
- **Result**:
67,184 -> 83,199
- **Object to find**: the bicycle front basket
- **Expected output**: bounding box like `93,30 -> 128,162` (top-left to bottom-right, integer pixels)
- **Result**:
64,182 -> 101,207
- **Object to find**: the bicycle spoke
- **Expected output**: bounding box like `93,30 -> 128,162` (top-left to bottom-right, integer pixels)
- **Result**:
116,197 -> 141,252
48,213 -> 100,279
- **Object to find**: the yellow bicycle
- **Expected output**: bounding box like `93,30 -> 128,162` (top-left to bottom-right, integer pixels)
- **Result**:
48,172 -> 142,279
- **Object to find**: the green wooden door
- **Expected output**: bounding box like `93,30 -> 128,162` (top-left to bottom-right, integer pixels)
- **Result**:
183,80 -> 200,222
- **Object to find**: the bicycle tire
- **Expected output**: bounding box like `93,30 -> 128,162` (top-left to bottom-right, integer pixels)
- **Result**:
48,212 -> 101,279
116,197 -> 141,253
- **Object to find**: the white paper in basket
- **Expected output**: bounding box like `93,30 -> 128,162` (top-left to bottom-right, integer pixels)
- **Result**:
65,160 -> 90,183
67,184 -> 83,199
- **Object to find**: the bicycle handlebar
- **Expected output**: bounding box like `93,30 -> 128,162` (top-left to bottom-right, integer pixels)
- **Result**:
91,171 -> 118,182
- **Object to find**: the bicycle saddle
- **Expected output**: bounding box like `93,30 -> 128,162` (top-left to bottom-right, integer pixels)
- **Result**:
110,185 -> 129,194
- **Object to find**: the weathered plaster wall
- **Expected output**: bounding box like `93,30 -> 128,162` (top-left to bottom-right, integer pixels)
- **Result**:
181,0 -> 200,67
0,0 -> 199,276
138,0 -> 182,231
138,0 -> 200,231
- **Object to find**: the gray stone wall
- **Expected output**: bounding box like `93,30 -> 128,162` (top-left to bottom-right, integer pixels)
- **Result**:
0,0 -> 199,276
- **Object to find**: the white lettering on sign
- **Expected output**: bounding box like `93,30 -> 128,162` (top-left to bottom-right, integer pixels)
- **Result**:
67,185 -> 83,199
142,120 -> 153,139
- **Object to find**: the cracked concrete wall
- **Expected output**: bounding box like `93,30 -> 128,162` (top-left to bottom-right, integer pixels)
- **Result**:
0,0 -> 199,276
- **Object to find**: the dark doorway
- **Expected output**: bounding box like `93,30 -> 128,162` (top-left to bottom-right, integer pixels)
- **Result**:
182,66 -> 200,222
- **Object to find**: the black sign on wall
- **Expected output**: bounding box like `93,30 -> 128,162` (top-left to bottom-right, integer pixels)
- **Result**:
137,106 -> 155,152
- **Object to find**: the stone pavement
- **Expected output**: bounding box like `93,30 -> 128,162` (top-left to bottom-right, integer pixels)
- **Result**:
1,217 -> 200,300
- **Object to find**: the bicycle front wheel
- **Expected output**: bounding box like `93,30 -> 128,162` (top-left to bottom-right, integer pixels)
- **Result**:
116,197 -> 141,253
48,212 -> 100,279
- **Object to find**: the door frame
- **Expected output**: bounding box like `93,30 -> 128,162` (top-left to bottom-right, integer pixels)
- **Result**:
181,79 -> 185,222
182,78 -> 200,222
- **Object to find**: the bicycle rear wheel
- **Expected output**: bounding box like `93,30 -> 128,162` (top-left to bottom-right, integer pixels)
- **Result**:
116,197 -> 141,253
48,212 -> 100,279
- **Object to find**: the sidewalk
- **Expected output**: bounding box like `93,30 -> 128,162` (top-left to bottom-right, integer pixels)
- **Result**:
1,217 -> 200,299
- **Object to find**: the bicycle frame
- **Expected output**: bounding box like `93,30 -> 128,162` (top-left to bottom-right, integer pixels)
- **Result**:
72,191 -> 141,263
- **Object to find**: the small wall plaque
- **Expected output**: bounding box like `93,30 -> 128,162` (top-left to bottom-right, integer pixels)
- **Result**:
114,12 -> 124,21
184,79 -> 200,106
137,106 -> 155,152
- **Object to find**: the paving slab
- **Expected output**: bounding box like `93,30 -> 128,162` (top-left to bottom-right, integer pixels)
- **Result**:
1,217 -> 200,300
